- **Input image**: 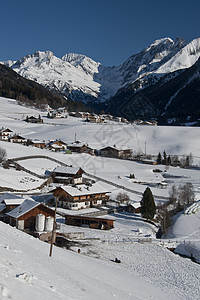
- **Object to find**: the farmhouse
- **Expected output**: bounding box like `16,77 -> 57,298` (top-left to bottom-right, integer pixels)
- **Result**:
65,214 -> 115,230
50,111 -> 63,119
8,134 -> 26,144
57,107 -> 67,114
6,199 -> 55,231
53,182 -> 110,210
48,140 -> 67,151
0,128 -> 13,141
89,115 -> 101,123
67,141 -> 90,153
0,193 -> 25,217
51,166 -> 84,184
30,140 -> 46,149
26,116 -> 43,123
99,146 -> 132,159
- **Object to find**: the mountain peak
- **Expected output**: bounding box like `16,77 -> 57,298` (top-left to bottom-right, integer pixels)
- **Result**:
33,50 -> 54,58
0,36 -> 198,106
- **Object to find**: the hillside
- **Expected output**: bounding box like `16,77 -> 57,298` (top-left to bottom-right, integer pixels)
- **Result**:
108,57 -> 200,124
0,97 -> 200,299
0,64 -> 89,112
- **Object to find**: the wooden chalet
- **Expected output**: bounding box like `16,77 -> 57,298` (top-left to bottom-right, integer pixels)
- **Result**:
99,146 -> 132,159
53,182 -> 110,210
26,116 -> 43,123
2,198 -> 25,213
0,128 -> 13,141
48,140 -> 67,151
0,193 -> 25,218
133,119 -> 158,126
89,115 -> 101,123
57,107 -> 67,114
51,166 -> 84,184
50,111 -> 63,119
8,134 -> 26,144
65,214 -> 115,230
30,140 -> 46,149
125,203 -> 141,214
6,199 -> 55,231
67,141 -> 91,153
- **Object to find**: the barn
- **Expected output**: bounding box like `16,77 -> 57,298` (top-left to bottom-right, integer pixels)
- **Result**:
51,166 -> 84,184
65,214 -> 115,230
6,199 -> 55,231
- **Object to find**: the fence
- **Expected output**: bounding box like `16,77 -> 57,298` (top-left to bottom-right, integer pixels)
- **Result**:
84,172 -> 170,200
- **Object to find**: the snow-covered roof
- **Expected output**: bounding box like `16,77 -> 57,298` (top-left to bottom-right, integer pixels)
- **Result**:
10,135 -> 25,140
0,128 -> 13,133
99,145 -> 131,151
59,182 -> 110,197
0,193 -> 23,204
50,140 -> 67,145
3,198 -> 25,206
6,199 -> 40,218
67,142 -> 86,148
31,140 -> 45,144
53,166 -> 81,175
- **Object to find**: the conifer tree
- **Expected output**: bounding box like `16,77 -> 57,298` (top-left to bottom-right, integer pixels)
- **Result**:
167,155 -> 171,166
163,151 -> 167,164
157,152 -> 162,164
140,187 -> 156,220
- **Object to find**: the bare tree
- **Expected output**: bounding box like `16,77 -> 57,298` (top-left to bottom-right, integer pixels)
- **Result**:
168,184 -> 178,208
157,203 -> 171,236
178,182 -> 195,210
116,192 -> 130,205
0,147 -> 7,163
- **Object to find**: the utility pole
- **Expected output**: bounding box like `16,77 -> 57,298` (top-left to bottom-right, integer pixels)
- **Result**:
145,141 -> 146,157
49,197 -> 58,257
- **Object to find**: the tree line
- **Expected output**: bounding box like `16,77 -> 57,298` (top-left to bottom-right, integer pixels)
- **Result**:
157,150 -> 193,168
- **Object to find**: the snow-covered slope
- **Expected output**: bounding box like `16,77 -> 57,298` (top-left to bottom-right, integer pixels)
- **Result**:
3,37 -> 199,104
155,37 -> 200,74
1,213 -> 200,300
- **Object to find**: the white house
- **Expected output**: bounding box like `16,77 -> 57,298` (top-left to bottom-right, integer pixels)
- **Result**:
0,128 -> 13,141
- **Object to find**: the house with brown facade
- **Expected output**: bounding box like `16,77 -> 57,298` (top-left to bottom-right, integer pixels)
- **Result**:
0,193 -> 25,218
65,214 -> 115,230
51,166 -> 84,184
89,115 -> 101,123
48,140 -> 67,152
6,199 -> 55,231
26,116 -> 43,123
30,140 -> 46,149
99,146 -> 132,159
67,141 -> 93,154
8,134 -> 26,144
53,182 -> 110,210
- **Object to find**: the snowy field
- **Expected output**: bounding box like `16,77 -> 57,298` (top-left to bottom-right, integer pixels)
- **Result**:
1,219 -> 200,300
0,97 -> 200,299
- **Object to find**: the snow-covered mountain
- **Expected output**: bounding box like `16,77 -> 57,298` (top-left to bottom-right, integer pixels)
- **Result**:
1,37 -> 200,106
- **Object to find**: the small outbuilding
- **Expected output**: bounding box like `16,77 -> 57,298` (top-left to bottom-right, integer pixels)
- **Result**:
65,214 -> 115,230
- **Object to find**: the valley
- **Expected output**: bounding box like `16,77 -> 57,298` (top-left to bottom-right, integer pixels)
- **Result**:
0,96 -> 200,299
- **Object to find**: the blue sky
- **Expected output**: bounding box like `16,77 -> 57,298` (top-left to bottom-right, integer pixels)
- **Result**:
1,0 -> 200,66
